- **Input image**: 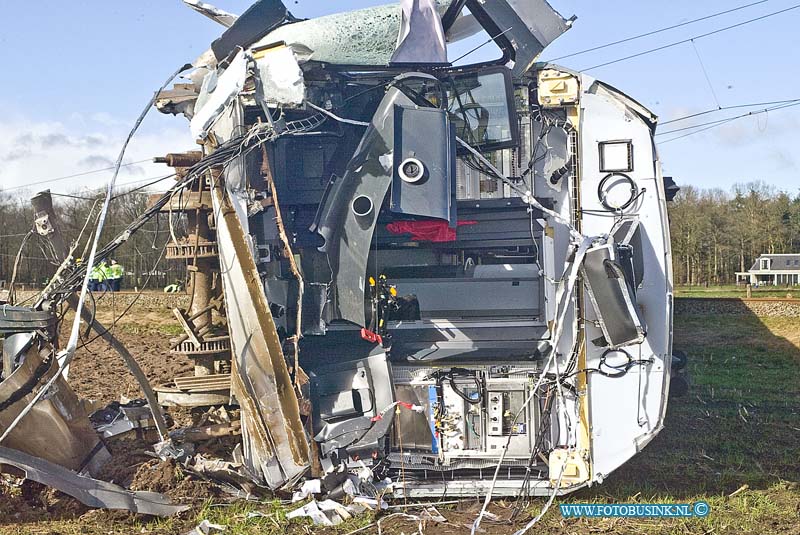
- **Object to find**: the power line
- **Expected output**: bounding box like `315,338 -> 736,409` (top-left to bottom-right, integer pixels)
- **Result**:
660,98 -> 800,125
31,174 -> 176,202
548,0 -> 770,62
1,158 -> 154,192
657,100 -> 800,135
112,174 -> 176,199
658,101 -> 800,143
690,39 -> 722,109
579,2 -> 800,72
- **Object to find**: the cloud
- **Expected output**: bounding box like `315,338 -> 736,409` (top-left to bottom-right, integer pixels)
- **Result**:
768,150 -> 797,172
4,147 -> 32,162
706,110 -> 800,149
0,111 -> 194,196
78,155 -> 114,168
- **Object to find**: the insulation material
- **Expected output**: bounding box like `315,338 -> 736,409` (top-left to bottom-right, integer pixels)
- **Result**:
253,46 -> 305,107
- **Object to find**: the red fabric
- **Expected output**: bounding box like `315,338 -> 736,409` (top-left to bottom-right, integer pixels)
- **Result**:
386,220 -> 477,242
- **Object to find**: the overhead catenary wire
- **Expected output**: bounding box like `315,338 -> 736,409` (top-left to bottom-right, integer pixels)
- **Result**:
657,100 -> 800,135
35,174 -> 177,201
547,0 -> 771,62
657,100 -> 800,144
579,2 -> 800,72
690,39 -> 722,110
660,98 -> 800,125
1,158 -> 154,192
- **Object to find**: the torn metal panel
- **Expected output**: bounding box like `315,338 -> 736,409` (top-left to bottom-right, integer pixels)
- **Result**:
0,344 -> 109,476
466,0 -> 571,77
183,0 -> 238,28
391,0 -> 448,65
0,446 -> 188,517
156,83 -> 200,119
313,85 -> 417,326
210,0 -> 289,62
2,332 -> 34,380
310,353 -> 394,458
191,50 -> 249,140
444,11 -> 482,43
210,176 -> 309,489
0,306 -> 56,336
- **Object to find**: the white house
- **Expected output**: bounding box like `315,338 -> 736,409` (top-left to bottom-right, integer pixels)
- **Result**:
736,254 -> 800,286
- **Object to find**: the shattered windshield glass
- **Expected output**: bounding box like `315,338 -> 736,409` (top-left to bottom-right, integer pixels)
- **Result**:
255,1 -> 455,66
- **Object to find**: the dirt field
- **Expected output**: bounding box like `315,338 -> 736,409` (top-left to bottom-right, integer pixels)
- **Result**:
1,302 -> 799,534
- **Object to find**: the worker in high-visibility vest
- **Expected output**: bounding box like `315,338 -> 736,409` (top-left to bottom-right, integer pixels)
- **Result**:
108,259 -> 124,292
89,262 -> 107,292
99,259 -> 111,292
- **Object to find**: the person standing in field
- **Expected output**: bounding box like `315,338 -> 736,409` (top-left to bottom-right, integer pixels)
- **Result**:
100,259 -> 112,292
108,259 -> 124,292
89,261 -> 107,292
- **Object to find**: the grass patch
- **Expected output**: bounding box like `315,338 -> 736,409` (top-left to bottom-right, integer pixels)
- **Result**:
676,285 -> 799,298
2,310 -> 798,534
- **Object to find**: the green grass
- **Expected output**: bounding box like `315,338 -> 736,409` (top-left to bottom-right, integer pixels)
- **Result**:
2,312 -> 799,534
675,284 -> 800,298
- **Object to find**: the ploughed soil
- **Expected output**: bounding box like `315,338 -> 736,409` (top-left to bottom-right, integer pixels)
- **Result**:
0,308 -> 222,533
1,305 -> 799,534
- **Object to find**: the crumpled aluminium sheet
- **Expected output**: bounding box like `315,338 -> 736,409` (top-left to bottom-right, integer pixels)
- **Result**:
391,0 -> 448,64
190,50 -> 249,140
183,0 -> 237,27
211,179 -> 309,490
0,446 -> 189,517
191,46 -> 305,142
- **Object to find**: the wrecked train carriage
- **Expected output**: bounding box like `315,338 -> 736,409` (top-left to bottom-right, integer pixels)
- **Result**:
157,0 -> 675,497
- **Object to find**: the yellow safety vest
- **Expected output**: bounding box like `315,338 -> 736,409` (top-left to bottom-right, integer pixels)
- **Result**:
109,264 -> 124,279
90,265 -> 106,281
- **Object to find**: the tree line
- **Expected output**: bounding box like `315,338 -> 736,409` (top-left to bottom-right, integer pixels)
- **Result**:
0,189 -> 185,292
669,181 -> 800,285
1,180 -> 796,290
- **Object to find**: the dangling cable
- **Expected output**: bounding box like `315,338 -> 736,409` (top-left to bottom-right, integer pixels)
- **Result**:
0,62 -> 190,444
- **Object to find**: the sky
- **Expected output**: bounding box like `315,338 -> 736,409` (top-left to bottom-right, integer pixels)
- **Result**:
0,0 -> 797,198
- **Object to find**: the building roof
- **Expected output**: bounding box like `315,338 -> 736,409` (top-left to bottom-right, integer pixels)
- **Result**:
750,254 -> 800,271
